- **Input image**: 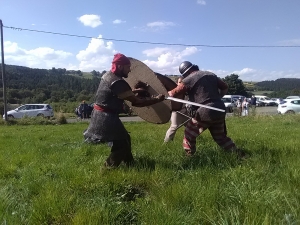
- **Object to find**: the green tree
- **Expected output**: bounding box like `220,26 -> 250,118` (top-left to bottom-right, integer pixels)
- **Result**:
91,70 -> 100,77
76,70 -> 83,76
222,74 -> 248,96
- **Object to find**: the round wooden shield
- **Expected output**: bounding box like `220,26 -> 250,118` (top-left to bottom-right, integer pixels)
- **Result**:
124,58 -> 172,124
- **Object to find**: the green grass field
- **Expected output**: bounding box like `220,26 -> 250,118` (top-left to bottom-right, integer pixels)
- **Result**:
0,115 -> 300,224
253,91 -> 274,95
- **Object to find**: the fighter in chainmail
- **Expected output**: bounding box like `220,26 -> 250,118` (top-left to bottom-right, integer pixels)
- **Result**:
168,61 -> 246,158
83,53 -> 165,168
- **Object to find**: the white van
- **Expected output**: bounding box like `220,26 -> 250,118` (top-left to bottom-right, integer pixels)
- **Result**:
255,95 -> 277,106
286,96 -> 300,99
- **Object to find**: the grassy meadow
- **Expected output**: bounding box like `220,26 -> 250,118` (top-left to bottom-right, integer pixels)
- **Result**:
0,115 -> 300,224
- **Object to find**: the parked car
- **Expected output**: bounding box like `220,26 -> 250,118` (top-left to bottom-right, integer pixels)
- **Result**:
286,96 -> 300,99
3,104 -> 54,119
255,95 -> 277,106
277,99 -> 300,114
256,100 -> 265,107
271,98 -> 284,105
221,96 -> 235,113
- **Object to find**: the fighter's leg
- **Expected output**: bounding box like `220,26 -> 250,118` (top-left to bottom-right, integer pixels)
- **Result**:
105,133 -> 133,167
183,118 -> 208,156
208,121 -> 236,151
164,111 -> 189,142
122,133 -> 134,166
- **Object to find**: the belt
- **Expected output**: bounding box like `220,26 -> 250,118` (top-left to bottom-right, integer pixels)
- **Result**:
93,104 -> 115,113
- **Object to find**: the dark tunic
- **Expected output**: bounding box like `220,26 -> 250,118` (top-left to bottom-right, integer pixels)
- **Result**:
182,71 -> 226,122
83,71 -> 133,142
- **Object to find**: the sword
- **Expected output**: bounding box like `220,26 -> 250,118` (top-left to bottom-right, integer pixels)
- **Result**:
166,96 -> 225,112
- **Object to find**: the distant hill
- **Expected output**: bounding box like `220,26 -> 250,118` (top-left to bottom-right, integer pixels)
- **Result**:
255,78 -> 300,91
254,78 -> 300,98
0,64 -> 101,104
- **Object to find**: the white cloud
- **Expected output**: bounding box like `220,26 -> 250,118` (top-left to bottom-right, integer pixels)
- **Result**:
233,68 -> 256,76
77,14 -> 102,28
76,35 -> 117,71
147,21 -> 176,28
278,39 -> 300,46
4,41 -> 72,68
145,21 -> 176,31
130,21 -> 176,32
4,41 -> 300,82
142,47 -> 171,57
142,47 -> 199,75
209,67 -> 300,82
113,19 -> 126,24
197,0 -> 206,5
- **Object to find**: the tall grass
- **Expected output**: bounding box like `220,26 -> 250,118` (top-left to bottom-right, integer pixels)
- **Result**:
0,115 -> 299,224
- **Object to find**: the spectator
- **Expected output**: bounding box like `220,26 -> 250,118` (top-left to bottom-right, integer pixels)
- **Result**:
251,95 -> 257,108
236,98 -> 242,116
79,101 -> 89,119
242,98 -> 249,116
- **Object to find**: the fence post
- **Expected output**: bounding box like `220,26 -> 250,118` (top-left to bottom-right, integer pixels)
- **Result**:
0,19 -> 7,121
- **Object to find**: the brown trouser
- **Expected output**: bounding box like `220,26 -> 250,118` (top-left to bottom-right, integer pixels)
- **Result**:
183,118 -> 236,155
105,133 -> 134,167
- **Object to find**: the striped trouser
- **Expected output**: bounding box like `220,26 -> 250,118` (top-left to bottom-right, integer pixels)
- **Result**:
183,118 -> 236,155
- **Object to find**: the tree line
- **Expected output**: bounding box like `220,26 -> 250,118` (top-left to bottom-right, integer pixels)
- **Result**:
1,65 -> 100,104
1,64 -> 299,114
255,78 -> 300,98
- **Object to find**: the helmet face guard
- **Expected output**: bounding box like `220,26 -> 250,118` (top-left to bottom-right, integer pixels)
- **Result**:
179,61 -> 193,75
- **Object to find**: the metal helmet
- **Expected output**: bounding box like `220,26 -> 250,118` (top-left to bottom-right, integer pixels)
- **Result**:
179,61 -> 193,75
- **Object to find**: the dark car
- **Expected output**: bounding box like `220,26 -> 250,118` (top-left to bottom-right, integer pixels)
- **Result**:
256,100 -> 265,107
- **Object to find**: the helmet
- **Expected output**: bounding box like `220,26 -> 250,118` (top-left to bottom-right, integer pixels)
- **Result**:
179,61 -> 193,75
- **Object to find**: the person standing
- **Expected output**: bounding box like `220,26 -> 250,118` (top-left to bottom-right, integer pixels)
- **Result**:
242,98 -> 249,116
79,101 -> 89,119
236,98 -> 242,116
77,102 -> 83,119
251,95 -> 257,108
83,53 -> 165,168
168,61 -> 245,158
164,76 -> 190,142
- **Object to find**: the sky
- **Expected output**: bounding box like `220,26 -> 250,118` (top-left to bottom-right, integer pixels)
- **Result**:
1,0 -> 300,82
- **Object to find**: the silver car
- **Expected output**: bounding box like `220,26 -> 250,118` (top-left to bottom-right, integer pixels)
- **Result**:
277,99 -> 300,114
3,104 -> 54,119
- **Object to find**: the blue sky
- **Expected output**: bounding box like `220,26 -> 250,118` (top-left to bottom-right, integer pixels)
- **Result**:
1,0 -> 300,81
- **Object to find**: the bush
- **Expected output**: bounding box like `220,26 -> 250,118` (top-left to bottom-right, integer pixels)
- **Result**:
55,112 -> 68,124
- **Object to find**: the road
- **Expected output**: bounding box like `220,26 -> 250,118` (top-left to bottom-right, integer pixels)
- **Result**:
67,106 -> 278,123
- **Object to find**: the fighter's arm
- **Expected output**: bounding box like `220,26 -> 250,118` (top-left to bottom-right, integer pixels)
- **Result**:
217,78 -> 228,97
124,94 -> 164,107
167,83 -> 188,97
111,80 -> 165,107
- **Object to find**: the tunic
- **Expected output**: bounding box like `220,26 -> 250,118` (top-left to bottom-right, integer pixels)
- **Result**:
83,71 -> 133,142
182,71 -> 226,122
